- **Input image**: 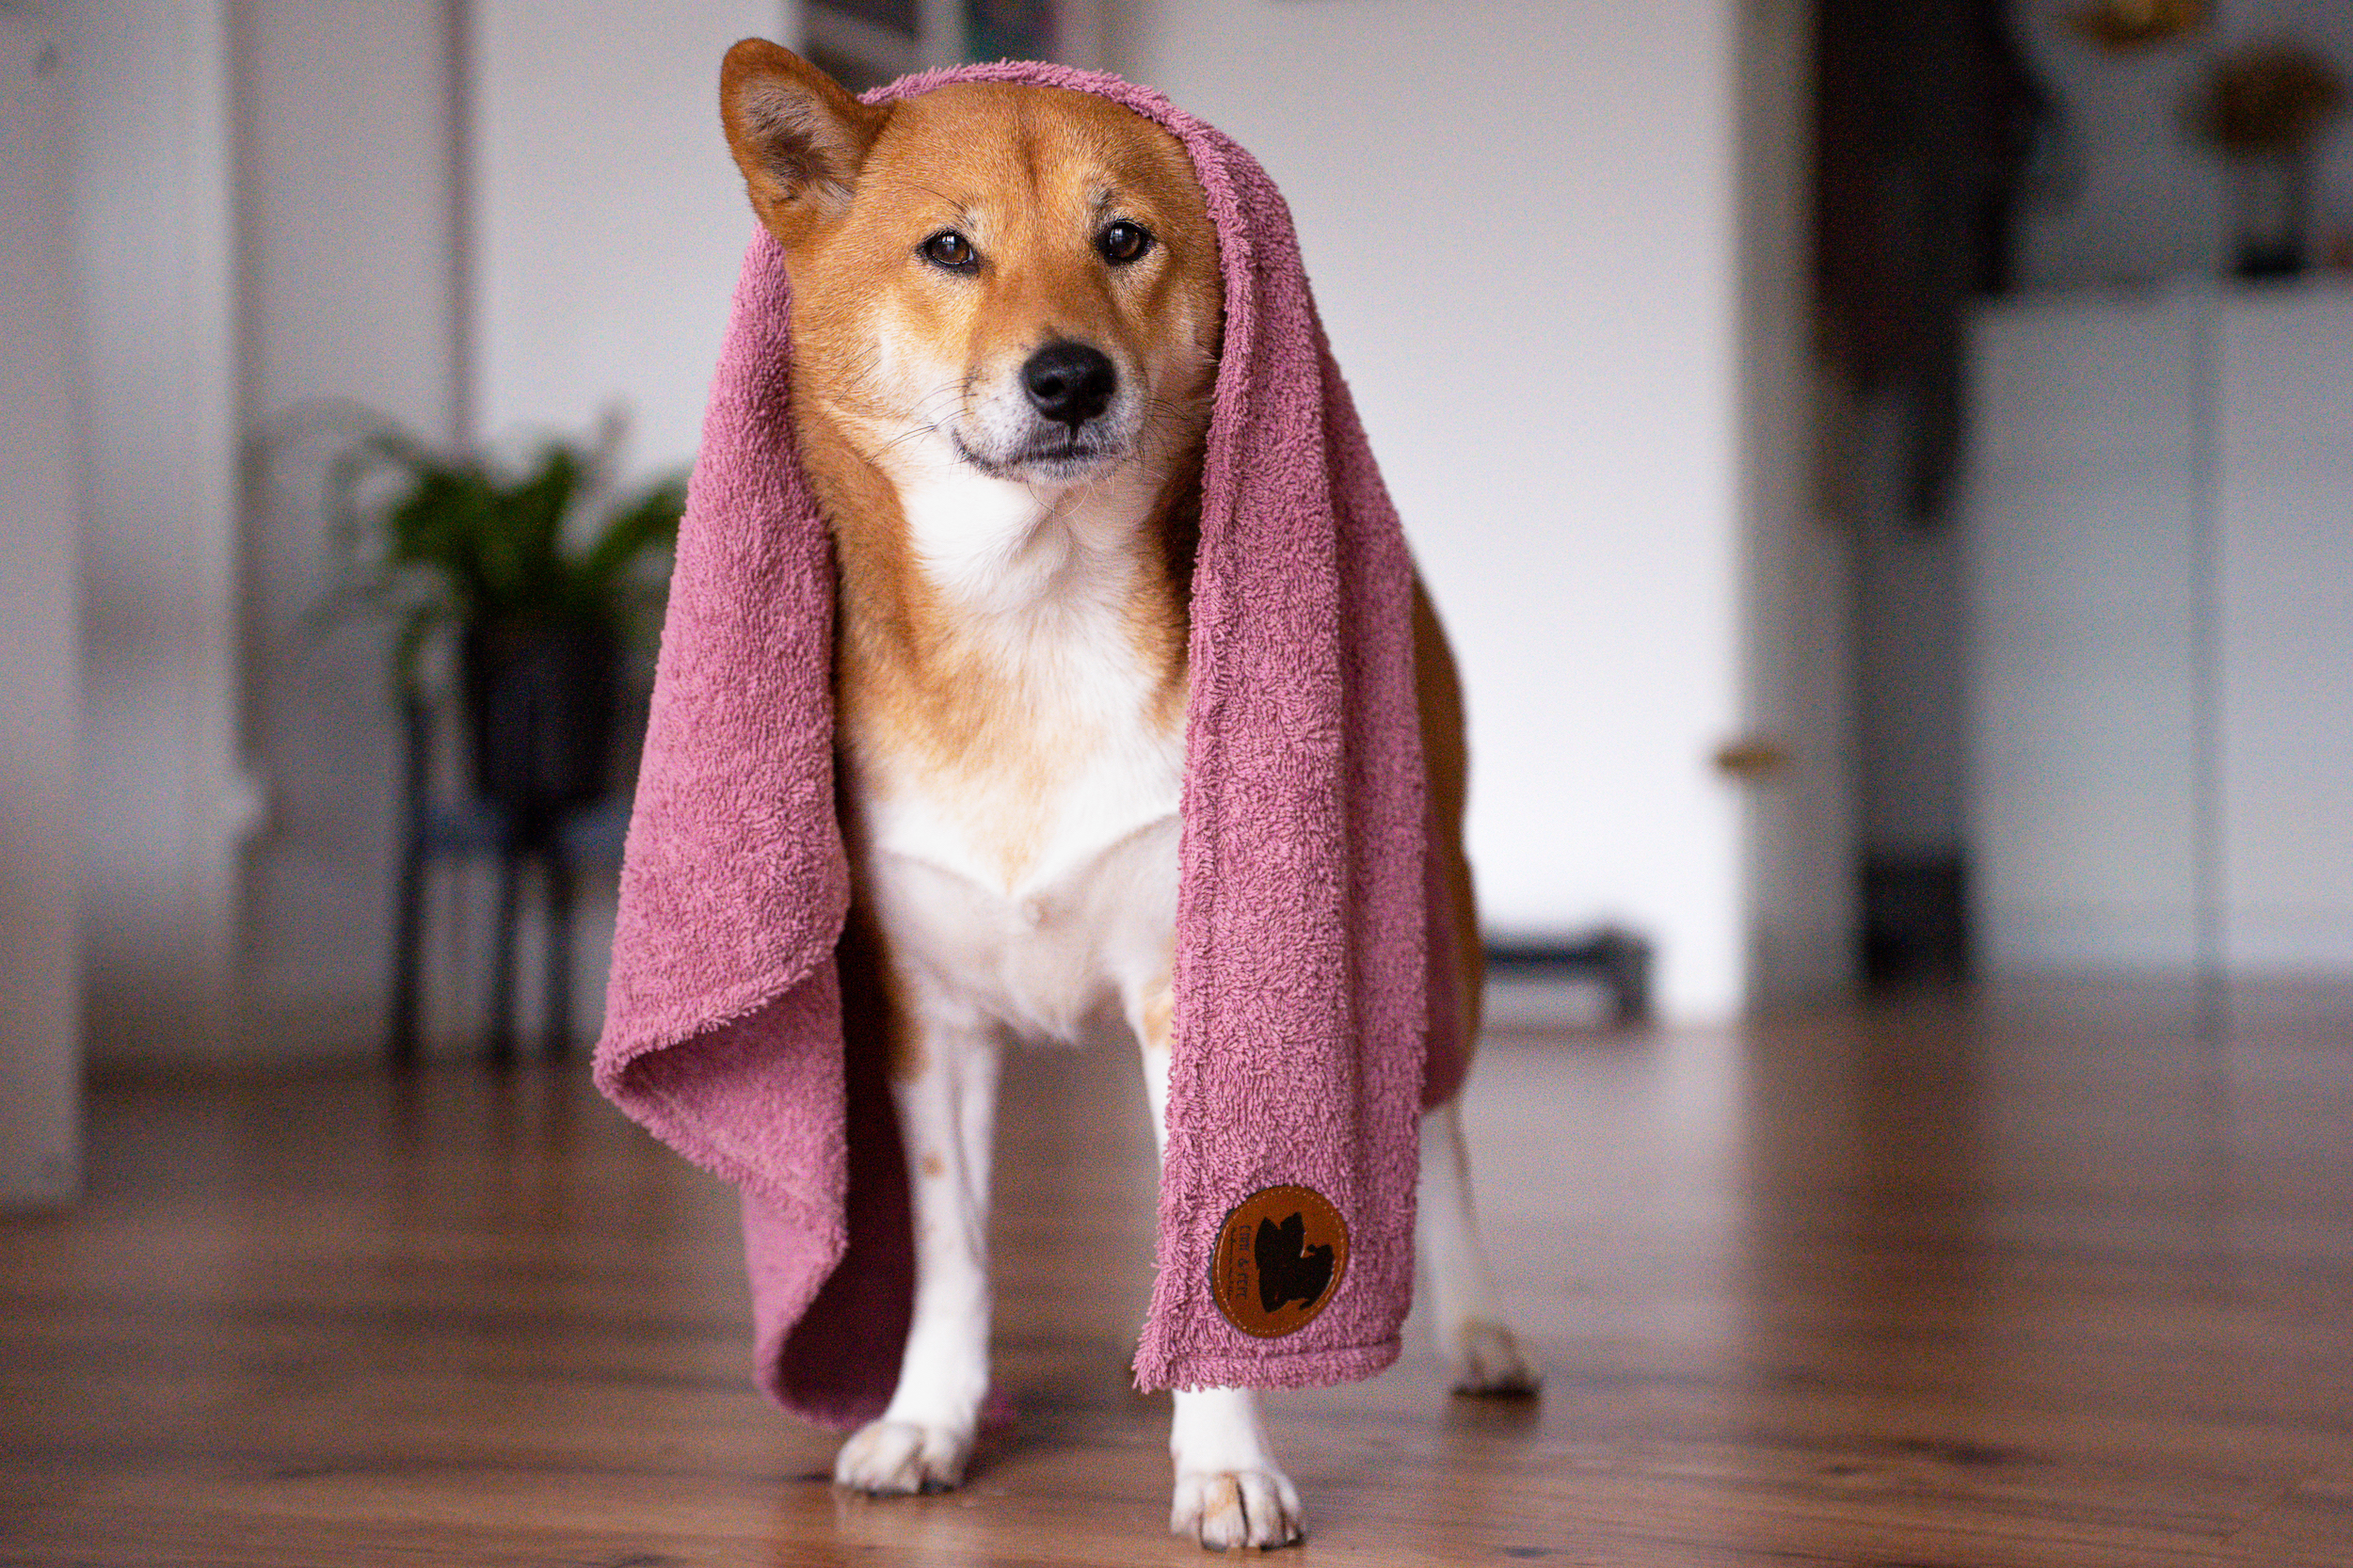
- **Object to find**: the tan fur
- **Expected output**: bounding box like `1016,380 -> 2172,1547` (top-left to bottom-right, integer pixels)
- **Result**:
721,40 -> 1481,1088
1140,982 -> 1175,1052
727,54 -> 1220,890
1414,575 -> 1484,1053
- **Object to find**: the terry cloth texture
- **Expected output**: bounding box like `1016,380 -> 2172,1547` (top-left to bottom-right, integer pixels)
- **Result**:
593,59 -> 1467,1429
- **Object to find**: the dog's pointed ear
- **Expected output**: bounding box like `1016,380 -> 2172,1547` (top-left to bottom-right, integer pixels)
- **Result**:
720,40 -> 886,245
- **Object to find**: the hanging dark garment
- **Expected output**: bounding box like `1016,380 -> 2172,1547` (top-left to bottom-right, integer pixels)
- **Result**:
1815,0 -> 2049,522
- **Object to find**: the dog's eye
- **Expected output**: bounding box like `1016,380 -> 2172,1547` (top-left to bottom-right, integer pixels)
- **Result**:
1097,221 -> 1153,264
920,231 -> 978,272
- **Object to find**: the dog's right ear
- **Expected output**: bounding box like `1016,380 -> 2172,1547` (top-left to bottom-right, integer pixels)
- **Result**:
720,40 -> 886,246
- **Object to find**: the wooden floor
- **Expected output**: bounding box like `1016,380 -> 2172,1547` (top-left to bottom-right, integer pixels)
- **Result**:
5,984 -> 2352,1566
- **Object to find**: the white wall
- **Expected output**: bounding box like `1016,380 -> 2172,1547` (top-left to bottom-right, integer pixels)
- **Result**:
2014,0 -> 2353,288
61,0 -> 250,1061
234,0 -> 462,1056
55,0 -> 812,1064
1112,0 -> 1753,1018
1,8 -> 85,1202
470,0 -> 801,479
56,1 -> 1808,1049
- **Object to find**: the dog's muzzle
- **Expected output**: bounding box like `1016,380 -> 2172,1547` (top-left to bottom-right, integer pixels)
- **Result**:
955,339 -> 1137,481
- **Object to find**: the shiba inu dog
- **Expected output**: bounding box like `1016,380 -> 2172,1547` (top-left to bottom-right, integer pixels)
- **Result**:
715,40 -> 1533,1550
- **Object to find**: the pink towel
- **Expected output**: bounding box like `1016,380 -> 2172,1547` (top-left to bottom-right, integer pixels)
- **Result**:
594,60 -> 1467,1428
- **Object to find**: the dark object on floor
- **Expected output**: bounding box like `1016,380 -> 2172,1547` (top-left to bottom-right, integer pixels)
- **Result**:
385,687 -> 629,1069
1861,852 -> 1970,986
1485,930 -> 1653,1024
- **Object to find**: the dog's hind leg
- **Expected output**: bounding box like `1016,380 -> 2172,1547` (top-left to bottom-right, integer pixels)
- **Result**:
1411,572 -> 1536,1399
835,1007 -> 1002,1495
1417,1096 -> 1538,1397
1134,987 -> 1307,1550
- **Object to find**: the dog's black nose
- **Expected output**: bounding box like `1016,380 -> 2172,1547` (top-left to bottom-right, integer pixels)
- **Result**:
1021,341 -> 1117,429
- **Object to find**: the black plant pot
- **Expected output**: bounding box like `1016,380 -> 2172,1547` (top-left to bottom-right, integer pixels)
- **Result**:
2229,152 -> 2313,280
460,617 -> 621,834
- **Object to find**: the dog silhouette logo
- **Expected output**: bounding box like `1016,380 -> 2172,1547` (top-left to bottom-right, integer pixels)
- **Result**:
1210,1185 -> 1350,1337
1254,1212 -> 1336,1313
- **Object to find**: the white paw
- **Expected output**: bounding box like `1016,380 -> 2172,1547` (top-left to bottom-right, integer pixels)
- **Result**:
1447,1319 -> 1540,1397
832,1417 -> 972,1495
1171,1467 -> 1305,1551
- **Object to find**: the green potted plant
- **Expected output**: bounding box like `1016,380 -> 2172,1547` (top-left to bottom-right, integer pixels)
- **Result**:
318,410 -> 687,829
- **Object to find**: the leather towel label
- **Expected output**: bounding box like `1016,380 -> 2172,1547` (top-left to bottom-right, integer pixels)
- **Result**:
1209,1185 -> 1350,1338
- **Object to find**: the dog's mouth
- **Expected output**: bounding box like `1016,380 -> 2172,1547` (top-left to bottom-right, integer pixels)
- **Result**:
952,428 -> 1128,484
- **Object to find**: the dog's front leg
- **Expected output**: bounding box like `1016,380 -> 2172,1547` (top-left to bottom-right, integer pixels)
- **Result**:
835,1007 -> 1001,1495
1137,995 -> 1307,1550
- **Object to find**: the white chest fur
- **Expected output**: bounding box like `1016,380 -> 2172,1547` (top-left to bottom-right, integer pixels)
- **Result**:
846,463 -> 1186,1047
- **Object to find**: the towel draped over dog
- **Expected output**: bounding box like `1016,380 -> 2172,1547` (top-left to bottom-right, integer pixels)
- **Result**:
593,60 -> 1467,1427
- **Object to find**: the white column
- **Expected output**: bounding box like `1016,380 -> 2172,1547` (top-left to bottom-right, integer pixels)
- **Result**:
61,0 -> 251,1062
1,10 -> 87,1202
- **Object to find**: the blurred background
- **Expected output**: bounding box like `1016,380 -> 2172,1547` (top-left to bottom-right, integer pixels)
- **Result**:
5,0 -> 2350,1204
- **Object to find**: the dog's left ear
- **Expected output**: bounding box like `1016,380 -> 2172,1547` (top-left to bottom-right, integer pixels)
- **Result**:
720,39 -> 887,247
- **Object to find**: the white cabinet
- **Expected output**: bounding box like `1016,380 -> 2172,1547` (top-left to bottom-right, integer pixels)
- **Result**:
2217,291 -> 2353,970
1965,281 -> 2353,976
